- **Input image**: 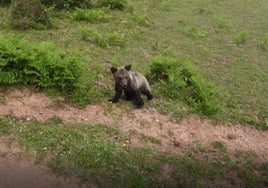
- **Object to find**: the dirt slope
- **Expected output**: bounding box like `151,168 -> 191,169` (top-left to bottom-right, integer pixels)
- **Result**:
0,88 -> 268,187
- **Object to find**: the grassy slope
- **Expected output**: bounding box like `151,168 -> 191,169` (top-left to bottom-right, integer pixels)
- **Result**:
0,0 -> 268,187
2,0 -> 267,127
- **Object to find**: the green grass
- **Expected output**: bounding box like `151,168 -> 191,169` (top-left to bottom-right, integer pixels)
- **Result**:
0,117 -> 267,187
1,0 -> 267,128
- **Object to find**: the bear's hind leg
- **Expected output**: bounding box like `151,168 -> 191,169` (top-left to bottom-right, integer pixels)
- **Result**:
133,90 -> 144,108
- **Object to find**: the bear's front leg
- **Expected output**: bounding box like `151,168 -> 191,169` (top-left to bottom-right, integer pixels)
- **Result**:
110,84 -> 123,103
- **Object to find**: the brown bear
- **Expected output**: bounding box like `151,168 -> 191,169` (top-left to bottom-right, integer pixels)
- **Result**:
110,64 -> 153,108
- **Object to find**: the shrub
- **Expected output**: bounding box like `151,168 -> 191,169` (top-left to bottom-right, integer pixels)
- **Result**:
0,0 -> 11,6
148,56 -> 179,82
41,0 -> 93,9
96,0 -> 128,10
72,8 -> 110,23
0,35 -> 87,93
149,56 -> 219,116
10,0 -> 51,30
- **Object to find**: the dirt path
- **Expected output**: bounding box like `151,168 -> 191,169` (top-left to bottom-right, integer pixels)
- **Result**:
0,88 -> 268,187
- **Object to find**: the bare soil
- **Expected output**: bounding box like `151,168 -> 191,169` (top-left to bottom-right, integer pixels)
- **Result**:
0,88 -> 268,187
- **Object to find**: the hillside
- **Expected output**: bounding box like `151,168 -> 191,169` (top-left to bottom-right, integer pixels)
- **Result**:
0,0 -> 268,187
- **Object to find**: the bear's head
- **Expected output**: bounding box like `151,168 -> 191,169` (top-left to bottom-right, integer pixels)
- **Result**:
111,64 -> 131,88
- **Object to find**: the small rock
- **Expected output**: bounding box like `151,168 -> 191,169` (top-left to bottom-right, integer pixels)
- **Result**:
227,134 -> 238,140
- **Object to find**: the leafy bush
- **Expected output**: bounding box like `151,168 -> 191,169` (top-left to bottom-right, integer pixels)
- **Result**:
72,8 -> 110,23
149,56 -> 179,82
0,35 -> 87,93
10,0 -> 51,30
96,0 -> 128,10
41,0 -> 128,10
41,0 -> 93,9
149,56 -> 219,116
0,0 -> 10,6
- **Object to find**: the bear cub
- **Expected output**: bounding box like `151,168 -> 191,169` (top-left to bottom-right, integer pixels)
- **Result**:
110,64 -> 153,108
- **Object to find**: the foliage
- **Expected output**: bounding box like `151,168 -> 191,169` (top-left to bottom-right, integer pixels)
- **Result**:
41,0 -> 93,9
10,0 -> 52,30
0,0 -> 10,6
41,0 -> 128,10
149,56 -> 219,116
2,0 -> 128,9
0,35 -> 88,95
71,8 -> 110,23
96,0 -> 128,10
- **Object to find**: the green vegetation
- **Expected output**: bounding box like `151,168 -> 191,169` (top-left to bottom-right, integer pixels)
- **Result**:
96,0 -> 128,10
149,56 -> 219,116
10,0 -> 52,29
0,0 -> 268,187
1,0 -> 266,127
0,35 -> 84,90
41,0 -> 93,9
80,27 -> 125,47
0,117 -> 267,187
71,8 -> 110,23
2,0 -> 128,10
0,35 -> 100,105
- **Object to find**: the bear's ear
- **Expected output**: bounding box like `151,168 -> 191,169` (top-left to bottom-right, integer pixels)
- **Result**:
110,67 -> 117,74
124,64 -> 131,71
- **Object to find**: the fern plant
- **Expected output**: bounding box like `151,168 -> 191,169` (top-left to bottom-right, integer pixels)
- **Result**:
0,35 -> 87,94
